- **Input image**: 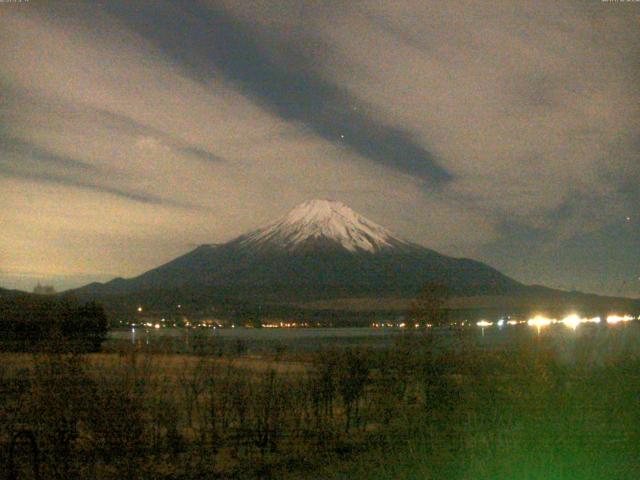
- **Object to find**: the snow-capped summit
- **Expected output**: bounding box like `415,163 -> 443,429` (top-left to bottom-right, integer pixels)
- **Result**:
239,199 -> 406,253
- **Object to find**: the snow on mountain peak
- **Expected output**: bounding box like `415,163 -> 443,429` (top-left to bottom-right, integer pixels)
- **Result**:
240,199 -> 405,253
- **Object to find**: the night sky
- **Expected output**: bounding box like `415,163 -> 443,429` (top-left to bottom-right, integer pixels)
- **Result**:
1,1 -> 638,297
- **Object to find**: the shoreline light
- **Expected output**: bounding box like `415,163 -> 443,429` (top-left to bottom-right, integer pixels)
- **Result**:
607,314 -> 634,324
560,314 -> 582,330
527,315 -> 554,328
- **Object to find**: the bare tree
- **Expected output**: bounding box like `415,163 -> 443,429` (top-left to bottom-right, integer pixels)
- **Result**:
410,283 -> 450,328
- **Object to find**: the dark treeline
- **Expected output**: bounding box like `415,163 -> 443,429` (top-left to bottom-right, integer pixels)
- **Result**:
1,328 -> 639,479
0,296 -> 108,353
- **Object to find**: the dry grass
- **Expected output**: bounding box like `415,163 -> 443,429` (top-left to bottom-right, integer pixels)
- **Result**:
0,351 -> 307,376
2,328 -> 640,479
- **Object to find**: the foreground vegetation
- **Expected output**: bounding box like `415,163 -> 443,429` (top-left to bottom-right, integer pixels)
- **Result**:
0,296 -> 108,353
1,324 -> 640,479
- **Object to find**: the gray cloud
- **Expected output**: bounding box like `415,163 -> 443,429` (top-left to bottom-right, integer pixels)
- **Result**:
1,137 -> 101,174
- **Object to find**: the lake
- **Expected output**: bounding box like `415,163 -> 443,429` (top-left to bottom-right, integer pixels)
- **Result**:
108,321 -> 640,360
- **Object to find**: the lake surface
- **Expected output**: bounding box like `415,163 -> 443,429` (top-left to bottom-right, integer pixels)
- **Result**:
108,322 -> 640,359
111,326 -> 400,340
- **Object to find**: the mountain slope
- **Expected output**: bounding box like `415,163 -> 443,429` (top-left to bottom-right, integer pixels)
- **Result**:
71,199 -> 522,299
0,286 -> 29,299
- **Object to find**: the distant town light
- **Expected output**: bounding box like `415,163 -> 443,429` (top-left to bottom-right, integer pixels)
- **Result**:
607,314 -> 634,324
559,314 -> 600,329
560,314 -> 582,330
527,315 -> 554,329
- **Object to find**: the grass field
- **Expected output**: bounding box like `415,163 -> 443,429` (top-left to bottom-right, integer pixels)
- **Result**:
2,324 -> 640,479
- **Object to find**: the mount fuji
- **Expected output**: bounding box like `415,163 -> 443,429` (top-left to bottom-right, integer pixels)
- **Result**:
72,199 -> 522,300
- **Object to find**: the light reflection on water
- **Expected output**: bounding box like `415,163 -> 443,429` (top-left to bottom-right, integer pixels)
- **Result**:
112,326 -> 402,341
111,321 -> 640,344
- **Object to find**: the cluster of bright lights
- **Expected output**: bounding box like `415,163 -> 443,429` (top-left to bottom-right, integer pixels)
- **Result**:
606,314 -> 635,324
263,321 -> 310,328
455,312 -> 640,331
525,314 -> 604,330
467,313 -> 634,331
370,313 -> 638,331
371,322 -> 431,328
